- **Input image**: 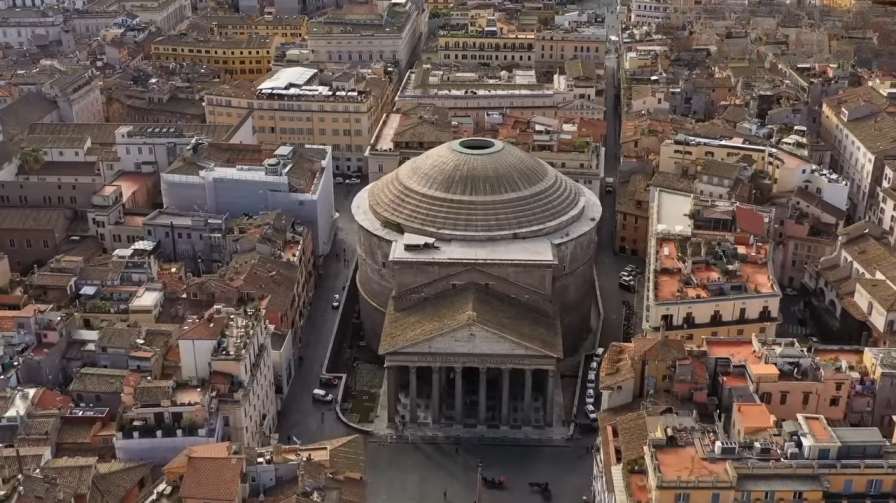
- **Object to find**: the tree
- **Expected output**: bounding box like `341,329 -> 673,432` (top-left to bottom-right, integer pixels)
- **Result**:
18,147 -> 44,173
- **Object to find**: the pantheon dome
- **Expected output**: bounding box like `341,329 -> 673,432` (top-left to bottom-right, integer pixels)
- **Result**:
367,138 -> 586,240
352,138 -> 602,356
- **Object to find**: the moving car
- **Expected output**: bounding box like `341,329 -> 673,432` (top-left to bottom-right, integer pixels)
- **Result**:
585,404 -> 598,421
585,388 -> 596,405
311,388 -> 334,403
319,375 -> 339,387
331,294 -> 341,309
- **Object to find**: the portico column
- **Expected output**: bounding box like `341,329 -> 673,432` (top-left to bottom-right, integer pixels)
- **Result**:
431,366 -> 441,425
500,367 -> 510,426
523,368 -> 533,426
387,366 -> 399,425
478,367 -> 487,425
408,366 -> 418,423
454,366 -> 463,425
545,369 -> 555,427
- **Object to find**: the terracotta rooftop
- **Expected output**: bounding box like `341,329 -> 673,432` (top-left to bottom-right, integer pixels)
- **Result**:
179,456 -> 244,501
706,340 -> 760,364
734,403 -> 775,431
802,415 -> 834,443
654,446 -> 730,483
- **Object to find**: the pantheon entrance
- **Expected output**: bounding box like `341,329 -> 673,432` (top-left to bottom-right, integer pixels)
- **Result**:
386,362 -> 557,428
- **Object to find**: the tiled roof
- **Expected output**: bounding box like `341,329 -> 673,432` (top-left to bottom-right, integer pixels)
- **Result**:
93,461 -> 151,503
40,456 -> 97,496
857,278 -> 896,310
379,285 -> 562,357
57,421 -> 98,444
0,447 -> 48,480
69,367 -> 131,394
98,326 -> 140,349
0,208 -> 71,232
31,272 -> 75,288
134,380 -> 173,406
179,457 -> 243,501
0,92 -> 58,141
179,315 -> 228,341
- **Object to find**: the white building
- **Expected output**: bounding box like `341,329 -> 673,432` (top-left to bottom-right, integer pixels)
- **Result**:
211,309 -> 277,448
177,308 -> 277,448
0,9 -> 63,48
820,85 -> 896,221
796,166 -> 849,212
161,143 -> 336,255
306,0 -> 426,73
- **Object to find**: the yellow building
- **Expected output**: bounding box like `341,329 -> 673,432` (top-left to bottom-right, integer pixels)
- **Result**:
207,14 -> 308,45
437,32 -> 535,63
151,36 -> 274,80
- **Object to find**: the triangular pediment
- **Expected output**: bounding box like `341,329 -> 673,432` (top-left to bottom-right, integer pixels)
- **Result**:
393,321 -> 554,357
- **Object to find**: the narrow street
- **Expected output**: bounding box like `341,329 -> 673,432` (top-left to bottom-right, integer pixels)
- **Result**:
594,1 -> 643,349
276,184 -> 363,444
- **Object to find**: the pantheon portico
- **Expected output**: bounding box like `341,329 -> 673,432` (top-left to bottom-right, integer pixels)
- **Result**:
351,138 -> 602,432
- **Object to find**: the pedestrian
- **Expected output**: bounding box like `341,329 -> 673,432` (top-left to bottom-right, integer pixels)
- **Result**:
443,490 -> 447,501
455,447 -> 459,455
320,411 -> 325,424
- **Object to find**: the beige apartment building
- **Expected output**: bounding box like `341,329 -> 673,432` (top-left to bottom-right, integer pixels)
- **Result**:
644,188 -> 781,343
535,29 -> 606,64
437,32 -> 535,63
203,66 -> 388,174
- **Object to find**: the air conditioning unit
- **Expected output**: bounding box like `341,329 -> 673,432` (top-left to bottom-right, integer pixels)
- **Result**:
714,440 -> 738,456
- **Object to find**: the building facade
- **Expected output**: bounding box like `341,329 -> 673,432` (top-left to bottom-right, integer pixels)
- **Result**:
151,36 -> 275,80
644,188 -> 782,343
203,66 -> 388,175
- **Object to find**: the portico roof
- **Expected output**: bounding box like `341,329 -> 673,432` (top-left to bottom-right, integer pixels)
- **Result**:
378,285 -> 562,358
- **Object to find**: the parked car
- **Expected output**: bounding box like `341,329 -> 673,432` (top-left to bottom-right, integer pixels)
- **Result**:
585,388 -> 596,405
604,177 -> 615,194
618,278 -> 636,292
596,347 -> 605,359
624,265 -> 640,275
345,177 -> 362,185
589,360 -> 599,371
319,375 -> 339,387
619,272 -> 635,282
331,294 -> 341,309
334,177 -> 345,184
585,404 -> 598,421
784,288 -> 798,296
311,388 -> 334,403
587,370 -> 597,385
